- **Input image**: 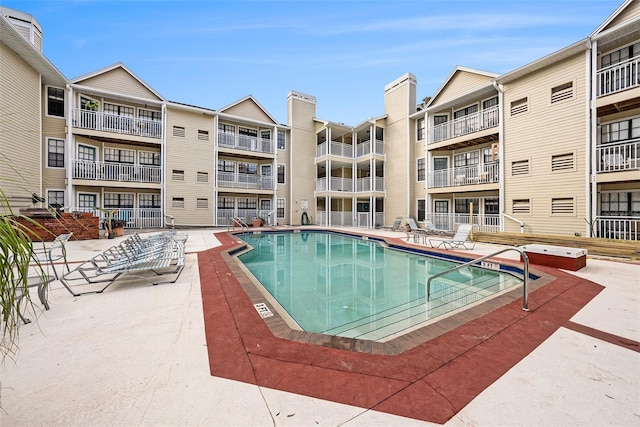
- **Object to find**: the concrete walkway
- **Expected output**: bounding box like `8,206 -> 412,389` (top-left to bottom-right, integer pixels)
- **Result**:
1,228 -> 638,426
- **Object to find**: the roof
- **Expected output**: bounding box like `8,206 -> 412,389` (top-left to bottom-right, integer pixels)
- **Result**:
219,95 -> 279,125
70,62 -> 164,101
427,66 -> 499,108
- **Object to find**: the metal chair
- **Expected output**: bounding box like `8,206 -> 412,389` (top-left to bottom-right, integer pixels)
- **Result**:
31,232 -> 72,280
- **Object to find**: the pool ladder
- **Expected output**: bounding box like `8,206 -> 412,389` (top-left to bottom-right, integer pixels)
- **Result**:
427,247 -> 530,311
229,217 -> 249,232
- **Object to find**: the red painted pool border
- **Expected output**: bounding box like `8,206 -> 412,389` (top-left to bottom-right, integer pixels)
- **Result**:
199,232 -> 604,424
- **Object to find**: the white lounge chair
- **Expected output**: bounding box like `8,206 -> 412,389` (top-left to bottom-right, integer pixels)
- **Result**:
383,216 -> 403,231
429,224 -> 476,250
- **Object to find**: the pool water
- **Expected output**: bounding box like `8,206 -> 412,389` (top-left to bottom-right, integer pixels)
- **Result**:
237,232 -> 523,341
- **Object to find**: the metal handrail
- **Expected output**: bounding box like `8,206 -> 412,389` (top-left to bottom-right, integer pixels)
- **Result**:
503,213 -> 524,233
230,217 -> 249,232
427,247 -> 530,311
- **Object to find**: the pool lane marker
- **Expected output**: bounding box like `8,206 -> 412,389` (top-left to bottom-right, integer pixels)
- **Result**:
254,302 -> 274,318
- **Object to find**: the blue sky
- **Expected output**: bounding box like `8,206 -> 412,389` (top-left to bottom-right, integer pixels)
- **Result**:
4,0 -> 623,125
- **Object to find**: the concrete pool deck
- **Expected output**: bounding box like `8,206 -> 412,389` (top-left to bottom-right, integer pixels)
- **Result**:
1,228 -> 638,426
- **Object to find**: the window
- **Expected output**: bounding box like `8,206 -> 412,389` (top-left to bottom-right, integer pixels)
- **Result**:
551,82 -> 573,104
218,160 -> 235,173
600,191 -> 640,216
454,151 -> 479,167
47,138 -> 65,168
172,197 -> 185,208
551,153 -> 575,171
139,109 -> 161,122
417,157 -> 425,181
277,164 -> 285,184
78,144 -> 96,161
600,117 -> 640,144
453,104 -> 479,135
104,193 -> 134,209
47,190 -> 64,209
239,126 -> 257,137
600,42 -> 640,68
238,162 -> 258,175
417,199 -> 425,222
47,87 -> 64,117
277,198 -> 285,218
139,151 -> 160,166
417,118 -> 425,141
218,196 -> 234,209
103,103 -> 133,117
512,199 -> 530,214
139,193 -> 161,208
104,148 -> 135,163
455,198 -> 479,214
510,97 -> 528,116
511,160 -> 529,176
551,197 -> 575,215
198,130 -> 209,141
78,193 -> 97,210
173,126 -> 185,137
277,130 -> 286,150
482,96 -> 498,110
197,198 -> 208,208
172,169 -> 184,180
237,198 -> 257,210
197,171 -> 209,182
433,114 -> 448,141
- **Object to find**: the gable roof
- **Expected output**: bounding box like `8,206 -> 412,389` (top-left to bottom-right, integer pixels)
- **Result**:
591,0 -> 635,37
70,62 -> 164,101
219,95 -> 278,125
427,66 -> 499,108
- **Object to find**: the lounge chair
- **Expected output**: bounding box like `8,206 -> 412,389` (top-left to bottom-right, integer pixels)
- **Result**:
429,223 -> 476,250
405,217 -> 427,242
423,220 -> 446,235
31,232 -> 72,280
382,216 -> 403,231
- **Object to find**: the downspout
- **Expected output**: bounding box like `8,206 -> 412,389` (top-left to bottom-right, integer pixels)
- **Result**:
65,84 -> 73,209
424,110 -> 429,222
492,80 -> 505,231
39,75 -> 43,203
161,102 -> 167,228
213,114 -> 219,226
272,125 -> 277,226
588,39 -> 598,237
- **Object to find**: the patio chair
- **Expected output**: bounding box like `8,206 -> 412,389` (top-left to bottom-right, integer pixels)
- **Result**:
31,232 -> 72,280
423,220 -> 447,235
429,223 -> 476,250
405,217 -> 427,242
382,216 -> 403,231
8,254 -> 54,324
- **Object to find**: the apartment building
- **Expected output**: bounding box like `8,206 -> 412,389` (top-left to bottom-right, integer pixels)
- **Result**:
1,1 -> 638,240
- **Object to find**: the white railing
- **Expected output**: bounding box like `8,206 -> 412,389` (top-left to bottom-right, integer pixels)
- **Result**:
427,213 -> 501,233
72,109 -> 162,139
316,178 -> 327,191
316,210 -> 327,225
330,210 -> 354,226
217,132 -> 273,154
355,177 -> 385,192
357,212 -> 369,228
431,106 -> 499,143
428,161 -> 499,188
356,141 -> 371,157
374,212 -> 384,228
597,57 -> 640,97
593,216 -> 639,241
330,141 -> 353,158
316,143 -> 327,157
73,207 -> 163,229
72,160 -> 162,183
375,139 -> 384,155
330,177 -> 353,191
596,140 -> 640,172
217,172 -> 273,190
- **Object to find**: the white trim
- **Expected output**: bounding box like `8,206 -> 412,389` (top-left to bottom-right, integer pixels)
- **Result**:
44,85 -> 66,119
45,136 -> 65,169
277,163 -> 286,185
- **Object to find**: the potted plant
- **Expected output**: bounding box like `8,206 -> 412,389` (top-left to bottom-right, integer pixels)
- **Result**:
251,217 -> 264,227
85,100 -> 99,111
96,208 -> 124,239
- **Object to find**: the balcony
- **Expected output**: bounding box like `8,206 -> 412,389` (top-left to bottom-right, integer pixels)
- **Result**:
217,172 -> 273,190
356,140 -> 384,157
593,216 -> 639,241
72,109 -> 162,139
218,132 -> 273,154
428,162 -> 499,188
596,140 -> 640,173
315,142 -> 353,159
72,160 -> 162,183
597,57 -> 640,97
430,106 -> 499,144
315,177 -> 353,192
74,207 -> 163,229
355,177 -> 384,192
428,213 -> 501,233
316,210 -> 353,227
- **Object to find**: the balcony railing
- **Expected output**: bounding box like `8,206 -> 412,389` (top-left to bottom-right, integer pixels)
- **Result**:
597,57 -> 640,97
218,132 -> 273,154
596,140 -> 640,172
593,216 -> 639,241
217,172 -> 273,190
216,208 -> 260,226
315,177 -> 353,192
427,213 -> 501,233
356,177 -> 384,192
74,207 -> 163,229
72,160 -> 162,183
315,142 -> 354,159
314,210 -> 353,226
431,106 -> 499,144
428,161 -> 499,188
72,109 -> 162,139
356,139 -> 385,157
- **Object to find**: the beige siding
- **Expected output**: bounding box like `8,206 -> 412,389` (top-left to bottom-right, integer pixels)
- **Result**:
288,93 -> 316,225
41,91 -> 67,195
275,127 -> 290,224
0,43 -> 41,201
165,107 -> 215,225
603,0 -> 640,30
77,67 -> 161,101
383,76 -> 415,225
222,99 -> 275,124
503,52 -> 588,235
432,71 -> 493,105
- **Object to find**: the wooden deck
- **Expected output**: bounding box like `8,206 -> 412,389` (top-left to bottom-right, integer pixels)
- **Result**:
473,231 -> 640,261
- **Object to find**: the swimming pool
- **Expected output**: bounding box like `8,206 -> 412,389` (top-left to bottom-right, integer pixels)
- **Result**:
237,231 -> 524,341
